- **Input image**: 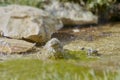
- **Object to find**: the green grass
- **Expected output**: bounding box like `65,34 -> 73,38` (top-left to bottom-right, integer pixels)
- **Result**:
0,0 -> 43,8
0,50 -> 117,80
0,59 -> 116,80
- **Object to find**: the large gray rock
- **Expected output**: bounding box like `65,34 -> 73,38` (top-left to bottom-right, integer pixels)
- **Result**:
43,0 -> 98,25
0,5 -> 63,43
0,38 -> 35,54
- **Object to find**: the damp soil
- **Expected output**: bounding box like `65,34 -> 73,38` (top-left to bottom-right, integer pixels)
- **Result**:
52,22 -> 120,71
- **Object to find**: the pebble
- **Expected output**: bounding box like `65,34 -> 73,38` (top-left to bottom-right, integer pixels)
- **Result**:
87,48 -> 99,56
72,29 -> 80,33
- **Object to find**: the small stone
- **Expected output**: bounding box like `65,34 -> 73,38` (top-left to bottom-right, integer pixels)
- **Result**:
41,38 -> 64,59
80,47 -> 85,50
87,48 -> 93,56
87,48 -> 99,56
72,29 -> 80,33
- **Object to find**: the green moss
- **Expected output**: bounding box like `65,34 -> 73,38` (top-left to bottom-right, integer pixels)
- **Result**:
64,50 -> 97,61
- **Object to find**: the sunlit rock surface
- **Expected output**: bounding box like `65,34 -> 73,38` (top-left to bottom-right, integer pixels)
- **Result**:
0,5 -> 63,43
40,38 -> 64,59
0,38 -> 35,54
43,0 -> 98,25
